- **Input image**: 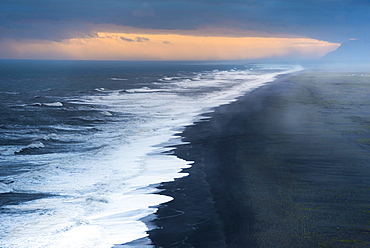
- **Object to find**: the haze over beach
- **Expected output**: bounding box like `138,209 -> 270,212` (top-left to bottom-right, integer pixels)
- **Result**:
1,1 -> 370,248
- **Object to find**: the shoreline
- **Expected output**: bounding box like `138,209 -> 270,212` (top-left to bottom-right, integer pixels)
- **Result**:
148,70 -> 370,247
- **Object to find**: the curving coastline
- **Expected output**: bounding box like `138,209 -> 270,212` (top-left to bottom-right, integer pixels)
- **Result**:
148,70 -> 370,248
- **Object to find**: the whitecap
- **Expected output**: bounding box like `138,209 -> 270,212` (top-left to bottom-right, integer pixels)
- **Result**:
1,91 -> 19,95
53,125 -> 95,131
25,141 -> 45,149
0,182 -> 13,194
40,133 -> 59,141
125,87 -> 168,93
15,141 -> 45,154
43,102 -> 63,107
101,111 -> 113,116
29,103 -> 42,107
110,78 -> 128,81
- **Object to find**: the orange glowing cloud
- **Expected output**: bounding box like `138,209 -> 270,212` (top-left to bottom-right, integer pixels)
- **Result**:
0,31 -> 339,61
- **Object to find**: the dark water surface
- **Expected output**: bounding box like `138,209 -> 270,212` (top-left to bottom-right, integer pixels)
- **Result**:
0,60 -> 298,247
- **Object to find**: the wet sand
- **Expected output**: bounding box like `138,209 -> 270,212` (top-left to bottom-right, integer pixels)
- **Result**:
148,70 -> 370,247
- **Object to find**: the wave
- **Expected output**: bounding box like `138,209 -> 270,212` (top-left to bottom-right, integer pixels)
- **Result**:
14,141 -> 45,154
29,103 -> 43,107
43,102 -> 63,107
110,78 -> 128,81
0,63 -> 303,248
39,133 -> 59,141
95,87 -> 106,92
125,87 -> 169,93
52,124 -> 100,132
100,111 -> 113,116
0,182 -> 13,194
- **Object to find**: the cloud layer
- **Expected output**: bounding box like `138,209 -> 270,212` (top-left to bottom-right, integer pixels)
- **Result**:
1,0 -> 370,42
0,31 -> 338,61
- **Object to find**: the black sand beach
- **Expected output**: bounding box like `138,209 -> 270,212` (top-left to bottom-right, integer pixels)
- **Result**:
148,70 -> 370,248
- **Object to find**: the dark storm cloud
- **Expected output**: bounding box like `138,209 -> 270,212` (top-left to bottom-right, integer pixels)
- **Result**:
120,36 -> 150,42
1,0 -> 370,42
135,37 -> 150,42
120,37 -> 136,42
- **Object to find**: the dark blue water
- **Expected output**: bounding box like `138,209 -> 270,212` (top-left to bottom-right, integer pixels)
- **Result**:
0,60 -> 299,247
0,60 -> 243,172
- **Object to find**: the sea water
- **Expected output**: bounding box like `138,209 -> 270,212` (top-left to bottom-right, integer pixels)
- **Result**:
0,60 -> 301,247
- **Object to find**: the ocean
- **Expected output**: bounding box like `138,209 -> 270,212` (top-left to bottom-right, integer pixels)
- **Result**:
0,60 -> 301,247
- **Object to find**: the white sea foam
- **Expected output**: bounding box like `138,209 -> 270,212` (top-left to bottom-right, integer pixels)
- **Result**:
158,76 -> 181,81
0,64 -> 302,248
0,182 -> 12,194
125,87 -> 169,93
53,124 -> 97,131
15,141 -> 45,154
101,111 -> 113,116
29,103 -> 43,106
43,102 -> 63,107
110,78 -> 128,81
40,133 -> 59,141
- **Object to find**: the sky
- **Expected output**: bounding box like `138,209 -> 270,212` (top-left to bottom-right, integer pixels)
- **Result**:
1,0 -> 368,61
